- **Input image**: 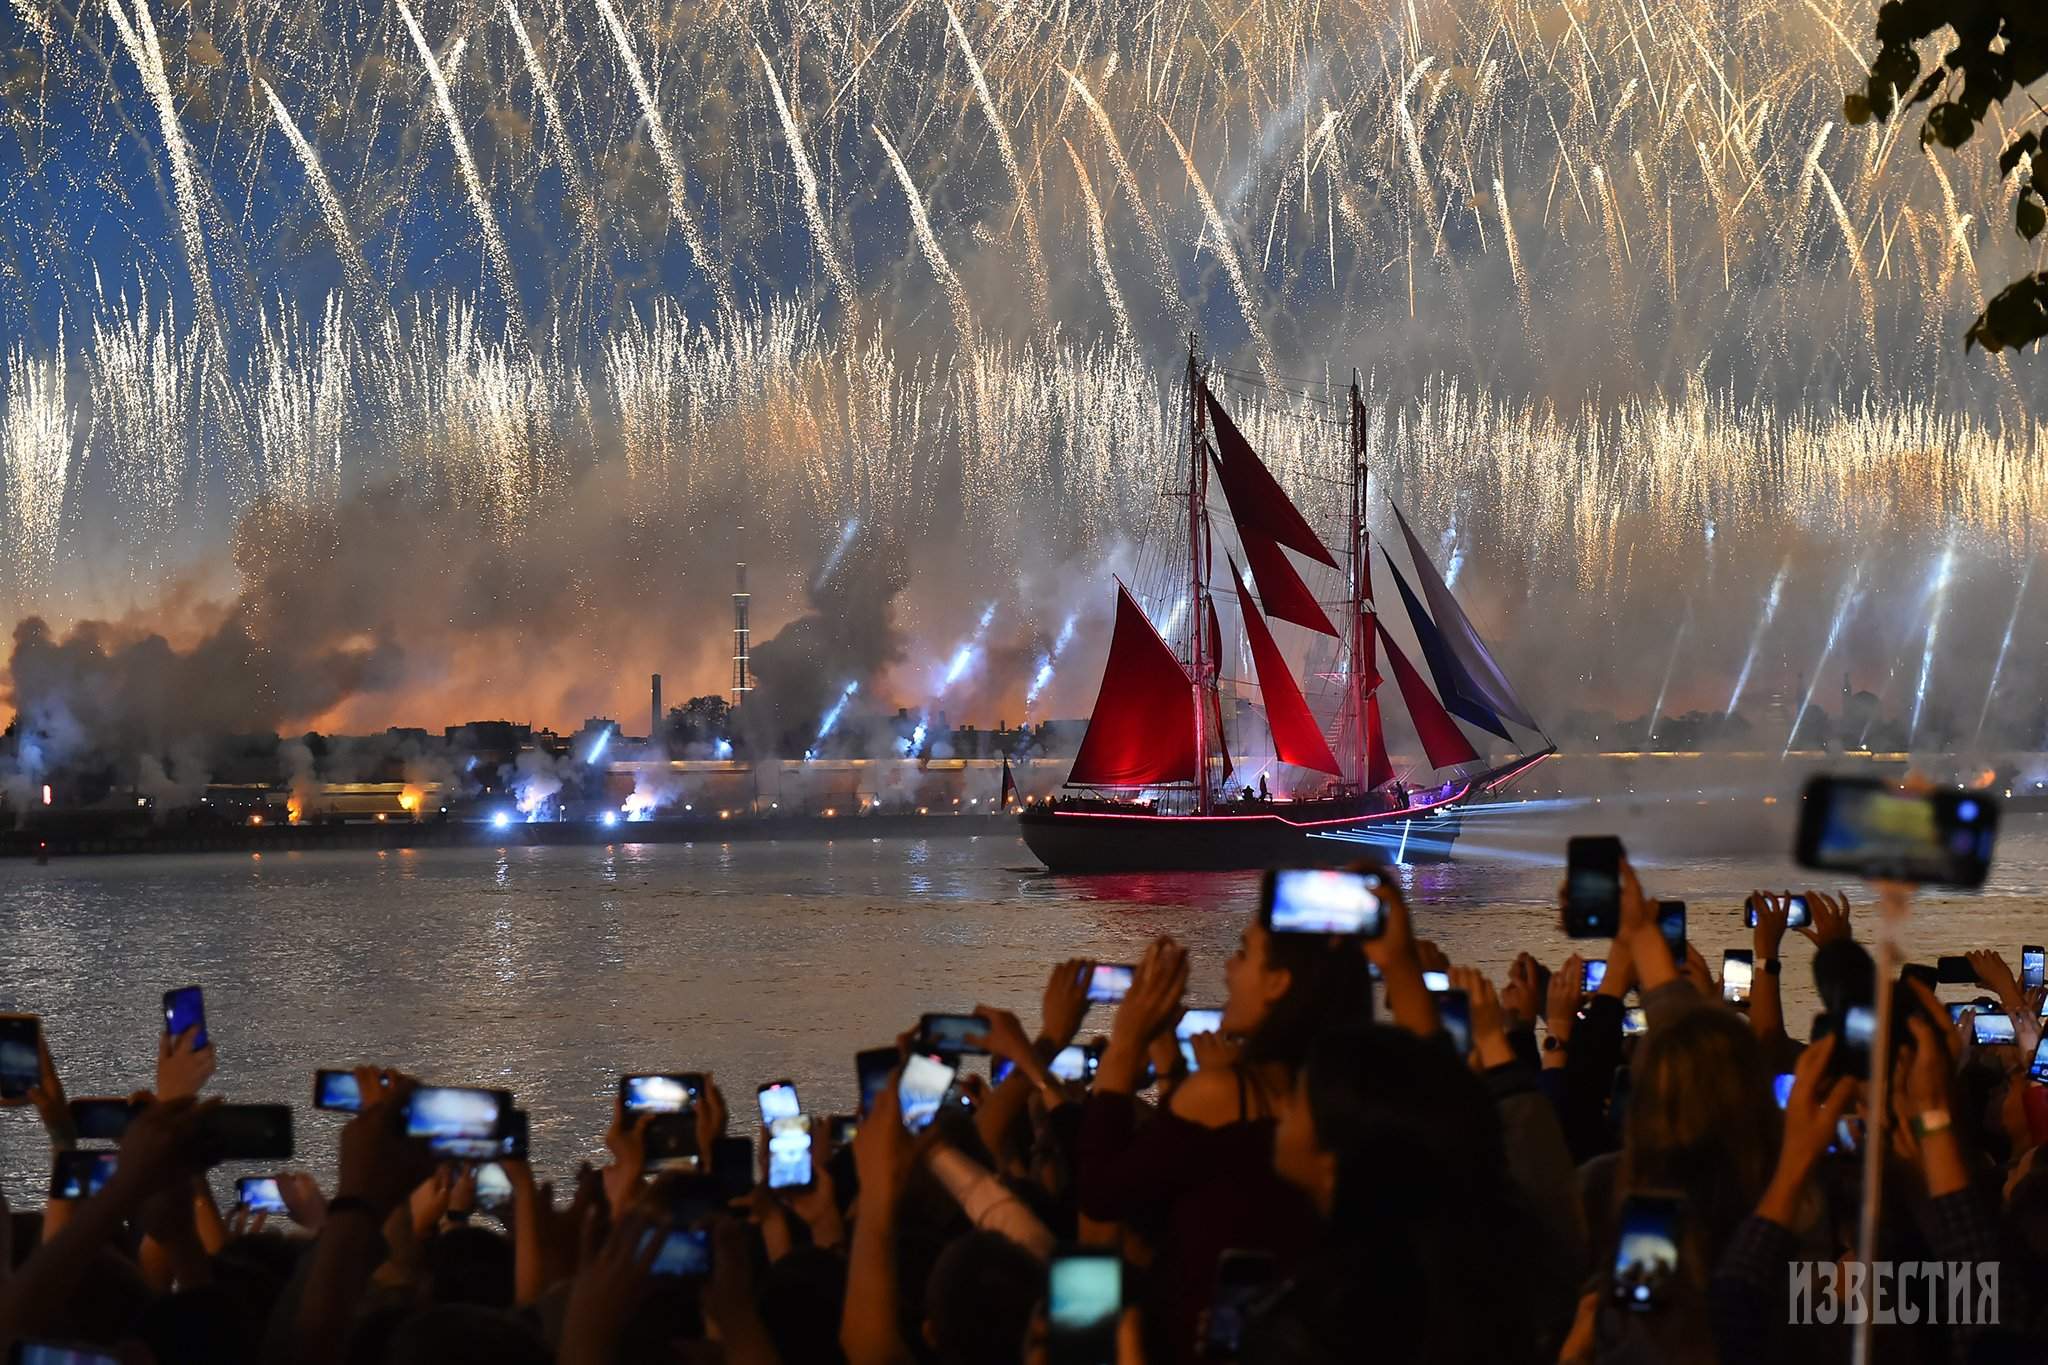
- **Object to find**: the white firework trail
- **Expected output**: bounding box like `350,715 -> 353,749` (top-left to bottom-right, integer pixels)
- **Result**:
1061,138 -> 1133,347
504,0 -> 598,234
593,0 -> 734,318
1062,67 -> 1187,332
1156,115 -> 1277,384
874,123 -> 973,340
259,80 -> 374,304
105,0 -> 221,356
395,0 -> 525,346
0,337 -> 75,603
942,0 -> 1049,329
756,43 -> 858,317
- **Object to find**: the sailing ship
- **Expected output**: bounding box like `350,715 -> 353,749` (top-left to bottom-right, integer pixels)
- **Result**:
1018,342 -> 1554,873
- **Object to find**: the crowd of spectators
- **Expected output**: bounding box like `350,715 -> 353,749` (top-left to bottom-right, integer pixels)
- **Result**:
2,852 -> 2045,1364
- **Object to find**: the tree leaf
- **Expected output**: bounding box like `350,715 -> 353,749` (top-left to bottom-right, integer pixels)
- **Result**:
2020,194 -> 2047,242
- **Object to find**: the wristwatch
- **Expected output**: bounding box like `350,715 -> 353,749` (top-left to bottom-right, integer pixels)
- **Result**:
1910,1108 -> 1953,1139
1543,1034 -> 1568,1053
1762,958 -> 1782,976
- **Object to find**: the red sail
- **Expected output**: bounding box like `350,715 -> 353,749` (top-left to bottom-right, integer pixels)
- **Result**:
1364,691 -> 1396,789
1227,557 -> 1342,776
1239,525 -> 1337,636
1204,385 -> 1337,568
1066,585 -> 1197,787
1213,689 -> 1234,788
1376,619 -> 1480,769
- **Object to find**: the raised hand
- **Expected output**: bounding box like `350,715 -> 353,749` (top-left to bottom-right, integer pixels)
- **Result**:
1501,953 -> 1548,1033
851,1057 -> 913,1201
1041,958 -> 1095,1049
276,1172 -> 327,1230
334,1068 -> 428,1218
1110,938 -> 1188,1050
966,1005 -> 1037,1068
156,1026 -> 215,1101
1450,967 -> 1513,1068
111,1096 -> 218,1207
1968,950 -> 2024,1012
1546,954 -> 1582,1053
25,1031 -> 75,1146
602,1098 -> 652,1214
408,1164 -> 458,1239
1798,891 -> 1852,948
1749,892 -> 1788,958
1756,1035 -> 1857,1227
1681,942 -> 1719,1001
695,1076 -> 729,1166
559,1202 -> 666,1365
1413,939 -> 1451,975
1189,1031 -> 1240,1074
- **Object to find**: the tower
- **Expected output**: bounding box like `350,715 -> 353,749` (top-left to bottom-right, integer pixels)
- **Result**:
732,563 -> 752,709
651,673 -> 662,742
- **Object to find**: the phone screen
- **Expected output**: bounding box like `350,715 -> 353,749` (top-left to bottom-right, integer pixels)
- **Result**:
1796,777 -> 1998,887
1622,1006 -> 1648,1037
1613,1195 -> 1682,1311
1422,970 -> 1451,993
756,1082 -> 800,1125
1973,1011 -> 2017,1047
313,1070 -> 363,1113
623,1074 -> 701,1113
1582,960 -> 1608,992
11,1344 -> 124,1365
1048,1044 -> 1096,1083
1746,895 -> 1812,928
1262,868 -> 1385,936
1772,1072 -> 1796,1107
766,1114 -> 813,1190
918,1015 -> 991,1055
1722,952 -> 1753,1005
2025,948 -> 2045,992
1176,1008 -> 1224,1071
236,1177 -> 288,1215
1437,990 -> 1472,1056
856,1048 -> 896,1118
404,1087 -> 509,1152
162,986 -> 207,1050
68,1099 -> 137,1141
1836,1005 -> 1876,1076
1086,964 -> 1134,1004
898,1053 -> 956,1132
1565,837 -> 1623,937
0,1016 -> 41,1100
650,1225 -> 713,1277
473,1162 -> 514,1212
1656,901 -> 1686,957
1047,1252 -> 1121,1364
49,1152 -> 118,1201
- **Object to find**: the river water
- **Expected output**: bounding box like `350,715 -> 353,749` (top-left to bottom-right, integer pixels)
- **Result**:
3,818 -> 2044,1197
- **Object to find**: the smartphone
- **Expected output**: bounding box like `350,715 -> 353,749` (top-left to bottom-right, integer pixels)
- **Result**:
898,1052 -> 957,1132
2026,946 -> 2046,992
1772,1072 -> 1797,1108
0,1015 -> 43,1100
1422,970 -> 1451,993
1722,951 -> 1754,1007
498,1109 -> 530,1161
828,1114 -> 858,1147
1973,1011 -> 2017,1047
1612,1193 -> 1683,1311
2028,1038 -> 2048,1084
756,1080 -> 800,1126
1206,1249 -> 1278,1358
1796,777 -> 1998,887
1565,837 -> 1624,937
403,1087 -> 511,1155
1833,1004 -> 1877,1079
622,1073 -> 702,1165
236,1176 -> 289,1215
68,1098 -> 141,1142
1902,963 -> 1940,992
1622,1006 -> 1648,1037
200,1105 -> 295,1162
49,1151 -> 118,1201
1948,1001 -> 1975,1025
1656,901 -> 1686,958
709,1137 -> 755,1200
162,986 -> 208,1050
765,1114 -> 814,1190
650,1226 -> 714,1277
917,1014 -> 992,1056
1582,959 -> 1608,993
1260,867 -> 1387,937
473,1161 -> 513,1213
1437,989 -> 1472,1056
1745,895 -> 1812,928
9,1344 -> 123,1365
855,1047 -> 897,1118
1937,955 -> 1978,985
1177,1007 -> 1224,1071
313,1069 -> 364,1114
1047,1248 -> 1122,1365
1086,964 -> 1135,1004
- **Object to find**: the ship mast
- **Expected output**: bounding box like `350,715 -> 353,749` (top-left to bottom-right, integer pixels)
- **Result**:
1348,370 -> 1370,791
1187,335 -> 1212,816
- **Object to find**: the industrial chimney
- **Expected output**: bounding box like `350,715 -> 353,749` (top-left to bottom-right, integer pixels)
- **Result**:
651,673 -> 663,746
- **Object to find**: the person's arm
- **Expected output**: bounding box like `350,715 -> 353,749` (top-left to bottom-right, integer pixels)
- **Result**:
926,1143 -> 1054,1260
25,1032 -> 76,1152
1364,879 -> 1439,1039
265,1069 -> 429,1365
841,1063 -> 915,1365
969,996 -> 1073,1163
1558,994 -> 1625,1163
702,1218 -> 783,1365
559,1204 -> 665,1365
0,1095 -> 215,1345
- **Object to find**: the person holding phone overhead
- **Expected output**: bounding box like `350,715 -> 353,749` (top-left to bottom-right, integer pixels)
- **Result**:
1077,872 -> 1381,1364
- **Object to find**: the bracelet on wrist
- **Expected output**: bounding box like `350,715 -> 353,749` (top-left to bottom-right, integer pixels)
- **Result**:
1909,1109 -> 1953,1140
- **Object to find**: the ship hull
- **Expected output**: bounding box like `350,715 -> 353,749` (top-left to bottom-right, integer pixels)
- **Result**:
1017,751 -> 1552,874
